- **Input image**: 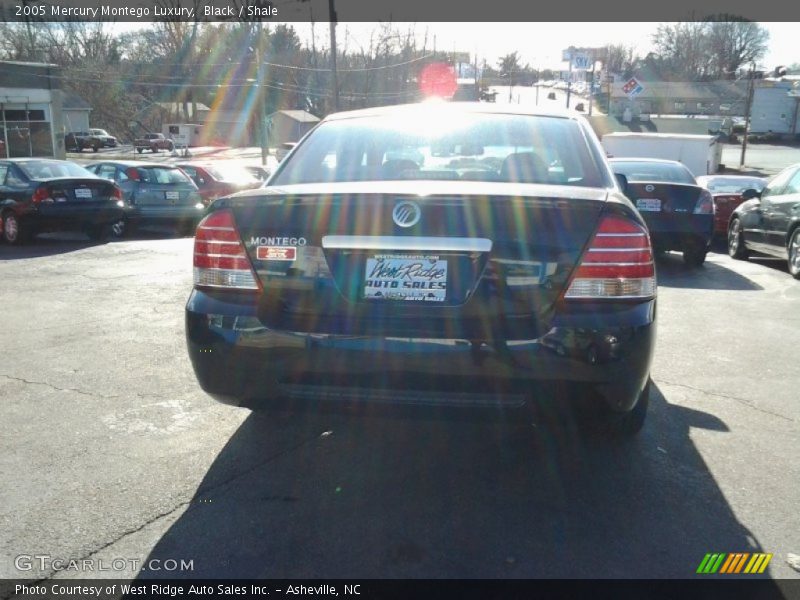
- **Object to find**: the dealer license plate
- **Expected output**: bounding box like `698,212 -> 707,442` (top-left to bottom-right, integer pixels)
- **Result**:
74,188 -> 92,199
363,254 -> 447,302
636,198 -> 661,212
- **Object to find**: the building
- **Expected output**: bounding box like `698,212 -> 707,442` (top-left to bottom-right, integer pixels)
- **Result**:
62,92 -> 92,132
0,60 -> 66,159
266,110 -> 320,147
609,80 -> 748,119
750,80 -> 800,136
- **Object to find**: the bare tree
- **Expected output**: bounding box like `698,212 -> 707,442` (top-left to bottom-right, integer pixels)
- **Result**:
706,18 -> 769,79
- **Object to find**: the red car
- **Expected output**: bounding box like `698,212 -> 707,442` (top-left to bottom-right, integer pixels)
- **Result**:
176,163 -> 262,205
696,175 -> 767,237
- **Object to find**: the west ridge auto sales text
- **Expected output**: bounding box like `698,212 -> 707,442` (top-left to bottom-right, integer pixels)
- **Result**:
16,583 -> 356,596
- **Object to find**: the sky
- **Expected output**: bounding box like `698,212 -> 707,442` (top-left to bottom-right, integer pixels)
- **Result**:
109,22 -> 799,71
304,22 -> 800,71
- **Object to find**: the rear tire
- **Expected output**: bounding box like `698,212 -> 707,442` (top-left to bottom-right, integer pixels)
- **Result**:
683,245 -> 707,267
110,218 -> 127,239
788,228 -> 800,280
728,217 -> 749,260
597,379 -> 650,438
136,147 -> 143,154
2,212 -> 32,245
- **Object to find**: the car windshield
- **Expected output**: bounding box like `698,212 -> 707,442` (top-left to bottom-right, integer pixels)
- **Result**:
611,161 -> 696,184
139,167 -> 193,185
91,129 -> 109,136
204,165 -> 260,183
18,160 -> 95,179
701,177 -> 765,193
273,111 -> 608,187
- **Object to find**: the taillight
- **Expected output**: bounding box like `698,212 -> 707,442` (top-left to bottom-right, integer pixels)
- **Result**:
31,186 -> 51,204
694,189 -> 714,214
112,186 -> 123,201
193,209 -> 259,290
565,214 -> 656,299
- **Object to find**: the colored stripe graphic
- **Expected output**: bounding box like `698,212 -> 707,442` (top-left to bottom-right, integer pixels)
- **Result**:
698,553 -> 773,574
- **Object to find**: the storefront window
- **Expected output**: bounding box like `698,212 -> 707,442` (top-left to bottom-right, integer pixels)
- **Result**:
0,107 -> 53,157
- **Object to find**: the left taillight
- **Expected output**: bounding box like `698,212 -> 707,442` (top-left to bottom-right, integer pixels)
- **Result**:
111,186 -> 123,201
694,189 -> 714,214
565,213 -> 656,300
193,209 -> 259,291
31,186 -> 51,204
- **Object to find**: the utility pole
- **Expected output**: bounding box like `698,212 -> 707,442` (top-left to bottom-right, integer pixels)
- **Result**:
566,56 -> 573,109
588,58 -> 596,116
257,21 -> 268,167
328,0 -> 339,112
740,62 -> 755,169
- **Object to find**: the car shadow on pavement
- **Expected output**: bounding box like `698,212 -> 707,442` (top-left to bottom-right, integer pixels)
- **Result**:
655,253 -> 763,291
139,382 -> 775,579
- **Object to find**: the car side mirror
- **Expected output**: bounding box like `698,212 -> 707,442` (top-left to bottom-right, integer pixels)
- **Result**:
741,188 -> 761,200
614,173 -> 629,195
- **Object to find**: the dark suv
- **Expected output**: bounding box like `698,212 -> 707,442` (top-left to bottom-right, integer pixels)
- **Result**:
65,131 -> 104,153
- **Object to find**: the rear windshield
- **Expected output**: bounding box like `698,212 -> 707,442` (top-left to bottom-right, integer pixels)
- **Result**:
139,167 -> 193,185
611,161 -> 696,184
204,165 -> 260,183
272,111 -> 608,187
700,177 -> 765,193
18,161 -> 95,180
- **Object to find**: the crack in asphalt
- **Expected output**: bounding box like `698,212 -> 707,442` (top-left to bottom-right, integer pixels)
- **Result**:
27,425 -> 326,583
654,378 -> 795,422
0,374 -> 120,400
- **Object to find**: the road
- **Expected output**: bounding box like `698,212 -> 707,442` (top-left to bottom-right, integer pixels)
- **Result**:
1,232 -> 798,584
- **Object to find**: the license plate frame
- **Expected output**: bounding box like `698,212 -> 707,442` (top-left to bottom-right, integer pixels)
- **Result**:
74,188 -> 93,199
636,198 -> 662,212
363,253 -> 448,302
165,190 -> 180,201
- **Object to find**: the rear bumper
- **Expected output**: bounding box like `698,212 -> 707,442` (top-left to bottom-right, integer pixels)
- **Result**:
127,206 -> 205,226
643,214 -> 714,250
29,205 -> 123,230
185,290 -> 656,412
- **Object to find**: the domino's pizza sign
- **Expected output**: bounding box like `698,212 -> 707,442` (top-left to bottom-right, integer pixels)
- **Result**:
622,77 -> 645,98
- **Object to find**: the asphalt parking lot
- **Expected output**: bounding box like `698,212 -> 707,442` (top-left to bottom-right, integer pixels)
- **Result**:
1,234 -> 798,583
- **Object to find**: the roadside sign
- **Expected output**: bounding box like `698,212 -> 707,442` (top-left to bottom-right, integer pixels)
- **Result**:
622,77 -> 644,98
571,53 -> 593,70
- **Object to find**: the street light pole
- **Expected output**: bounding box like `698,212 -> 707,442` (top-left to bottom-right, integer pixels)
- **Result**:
740,62 -> 755,169
328,0 -> 339,112
257,21 -> 268,167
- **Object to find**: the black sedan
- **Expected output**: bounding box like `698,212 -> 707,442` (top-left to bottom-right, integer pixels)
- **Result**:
610,158 -> 714,266
84,161 -> 205,237
0,158 -> 123,245
727,163 -> 800,279
185,103 -> 657,436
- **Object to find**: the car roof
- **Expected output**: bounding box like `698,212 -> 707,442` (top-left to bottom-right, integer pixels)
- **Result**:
608,157 -> 688,166
91,160 -> 178,168
2,157 -> 74,163
323,101 -> 581,122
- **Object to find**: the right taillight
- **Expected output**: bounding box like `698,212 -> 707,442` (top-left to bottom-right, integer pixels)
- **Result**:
193,209 -> 259,291
565,214 -> 656,300
694,189 -> 714,214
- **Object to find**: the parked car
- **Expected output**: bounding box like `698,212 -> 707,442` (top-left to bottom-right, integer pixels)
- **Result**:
65,131 -> 104,152
185,103 -> 657,436
83,160 -> 204,237
727,164 -> 800,279
609,158 -> 714,266
696,175 -> 767,237
134,133 -> 174,154
175,162 -> 263,205
0,158 -> 123,244
89,128 -> 118,148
